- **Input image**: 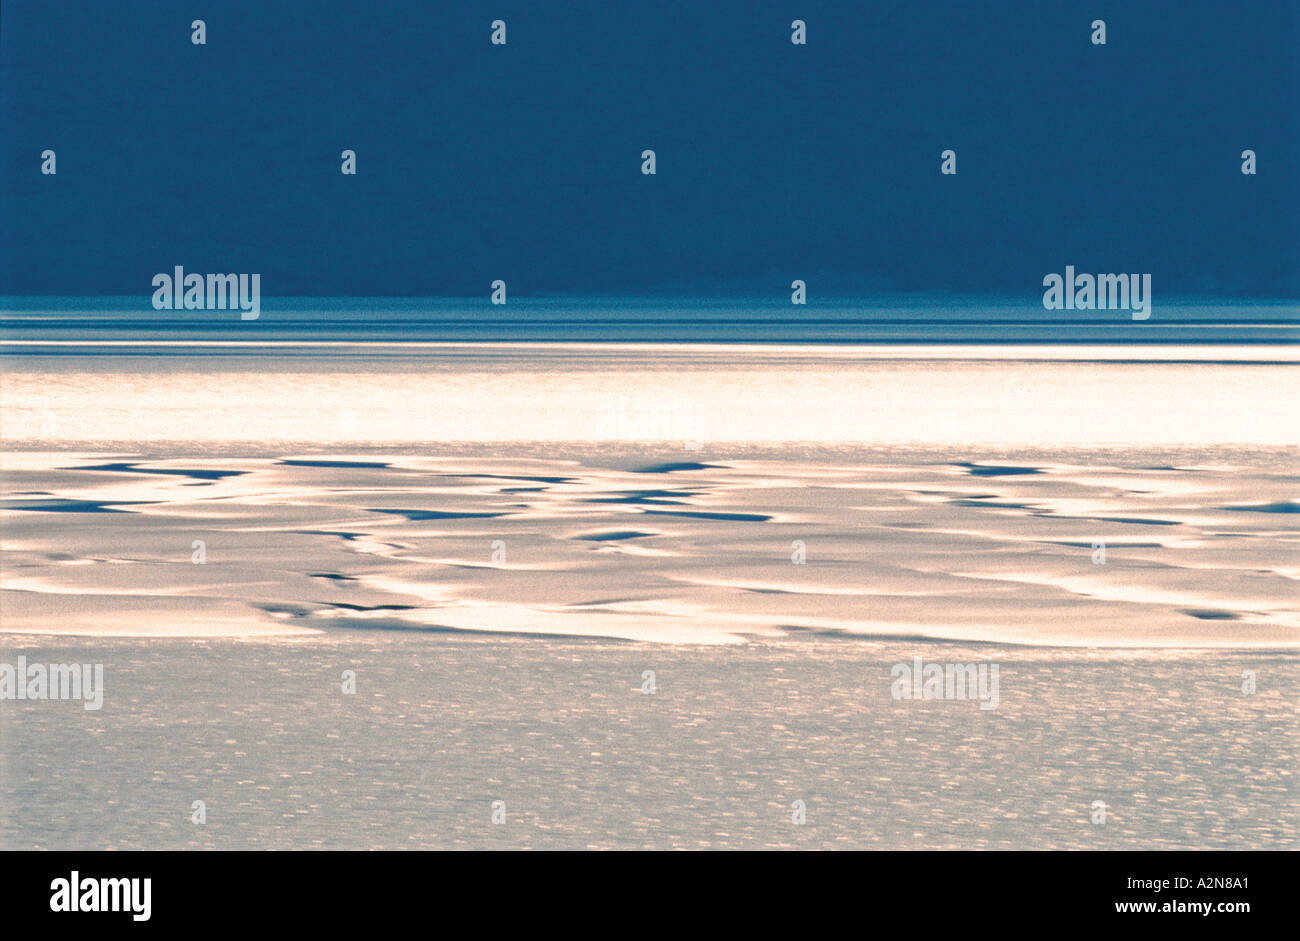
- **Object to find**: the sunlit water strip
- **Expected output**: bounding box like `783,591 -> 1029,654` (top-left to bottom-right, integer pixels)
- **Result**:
2,344 -> 1297,447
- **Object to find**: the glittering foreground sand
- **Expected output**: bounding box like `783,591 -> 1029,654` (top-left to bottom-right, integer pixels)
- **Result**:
1,447 -> 1296,648
2,633 -> 1296,849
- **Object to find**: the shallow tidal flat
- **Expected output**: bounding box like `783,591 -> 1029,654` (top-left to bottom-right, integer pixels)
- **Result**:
1,632 -> 1295,850
1,448 -> 1296,648
1,342 -> 1296,849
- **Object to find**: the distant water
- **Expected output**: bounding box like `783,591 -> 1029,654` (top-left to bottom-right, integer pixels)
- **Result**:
2,294 -> 1298,344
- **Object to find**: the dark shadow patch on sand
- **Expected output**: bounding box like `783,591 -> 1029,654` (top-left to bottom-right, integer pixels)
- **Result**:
310,572 -> 358,582
2,498 -> 154,513
778,625 -> 989,644
642,508 -> 772,522
256,603 -> 317,617
633,462 -> 726,474
1091,516 -> 1182,526
368,508 -> 509,520
578,531 -> 657,541
1043,540 -> 1165,549
914,490 -> 999,499
437,473 -> 575,485
565,598 -> 643,607
584,489 -> 699,506
68,462 -> 246,480
1221,501 -> 1300,514
310,617 -> 462,633
314,617 -> 637,643
952,499 -> 1037,510
279,459 -> 392,469
322,602 -> 420,611
778,625 -> 852,638
954,462 -> 1043,477
776,625 -> 1079,650
294,530 -> 364,541
1182,609 -> 1243,621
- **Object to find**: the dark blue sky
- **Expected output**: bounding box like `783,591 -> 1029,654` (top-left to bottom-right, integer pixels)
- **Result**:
2,0 -> 1297,298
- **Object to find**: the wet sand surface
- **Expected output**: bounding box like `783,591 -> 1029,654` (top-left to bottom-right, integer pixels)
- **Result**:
2,343 -> 1295,848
